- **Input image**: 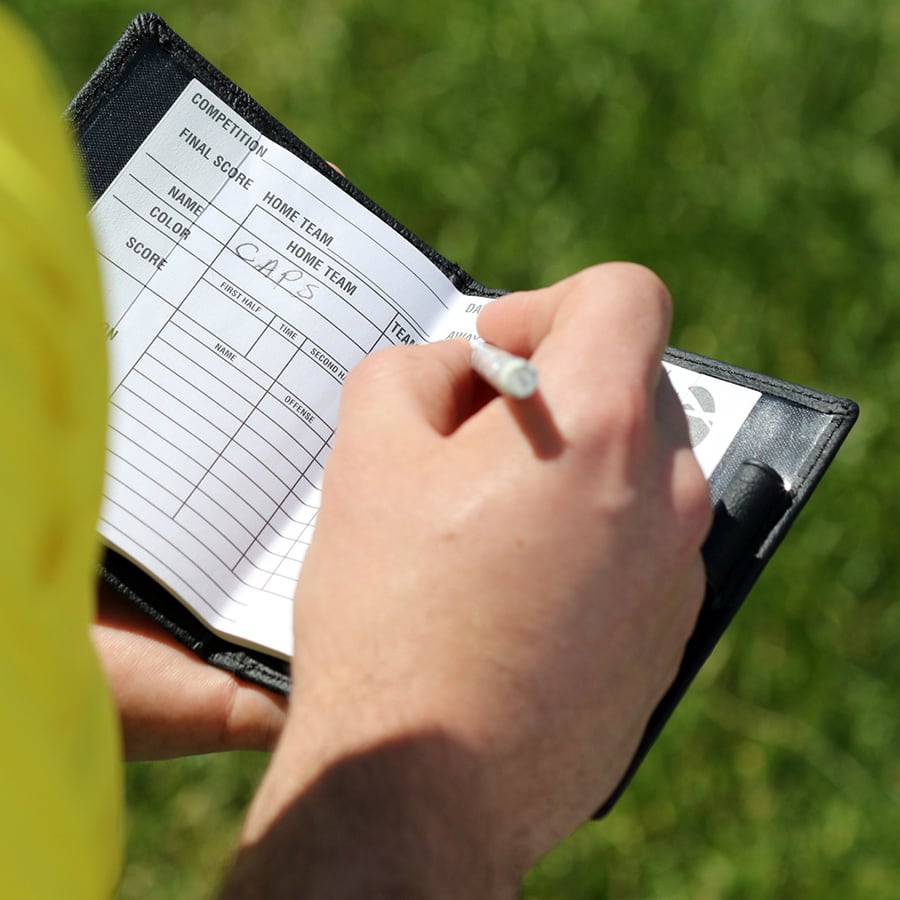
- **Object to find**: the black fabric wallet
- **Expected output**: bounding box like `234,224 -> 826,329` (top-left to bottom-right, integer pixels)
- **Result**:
68,13 -> 858,814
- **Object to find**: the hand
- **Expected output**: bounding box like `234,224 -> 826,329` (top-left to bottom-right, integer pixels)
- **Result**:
92,583 -> 286,760
223,263 -> 711,898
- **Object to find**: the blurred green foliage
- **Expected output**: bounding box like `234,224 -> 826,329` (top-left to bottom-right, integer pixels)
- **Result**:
8,0 -> 900,896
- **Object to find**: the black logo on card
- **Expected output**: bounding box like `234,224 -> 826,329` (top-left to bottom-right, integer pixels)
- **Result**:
683,385 -> 716,447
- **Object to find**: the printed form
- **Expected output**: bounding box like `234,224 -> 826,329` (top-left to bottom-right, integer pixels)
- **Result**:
91,81 -> 760,658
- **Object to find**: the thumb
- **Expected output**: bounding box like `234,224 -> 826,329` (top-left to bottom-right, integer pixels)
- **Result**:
337,339 -> 477,437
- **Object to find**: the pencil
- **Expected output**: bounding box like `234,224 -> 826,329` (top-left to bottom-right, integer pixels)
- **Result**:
469,340 -> 538,399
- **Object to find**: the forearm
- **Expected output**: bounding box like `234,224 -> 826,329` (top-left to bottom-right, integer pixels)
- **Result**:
220,721 -> 516,900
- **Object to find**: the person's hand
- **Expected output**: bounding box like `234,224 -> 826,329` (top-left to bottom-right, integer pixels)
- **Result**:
92,583 -> 286,760
223,263 -> 711,898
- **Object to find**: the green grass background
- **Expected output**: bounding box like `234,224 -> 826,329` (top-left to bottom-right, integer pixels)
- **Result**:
9,0 -> 900,896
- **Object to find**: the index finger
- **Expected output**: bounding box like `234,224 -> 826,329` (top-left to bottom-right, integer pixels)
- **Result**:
476,263 -> 673,408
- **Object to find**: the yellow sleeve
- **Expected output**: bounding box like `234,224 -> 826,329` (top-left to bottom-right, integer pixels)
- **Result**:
0,9 -> 123,898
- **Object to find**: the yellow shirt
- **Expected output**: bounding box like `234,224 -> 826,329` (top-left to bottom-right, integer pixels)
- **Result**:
0,8 -> 122,898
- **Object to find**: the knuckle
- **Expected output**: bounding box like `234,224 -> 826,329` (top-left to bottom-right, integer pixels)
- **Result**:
610,261 -> 672,313
344,346 -> 391,385
574,262 -> 673,319
342,346 -> 404,401
677,455 -> 714,550
674,559 -> 709,646
574,380 -> 651,451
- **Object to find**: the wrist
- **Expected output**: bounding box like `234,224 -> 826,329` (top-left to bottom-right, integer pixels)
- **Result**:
223,715 -> 519,900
